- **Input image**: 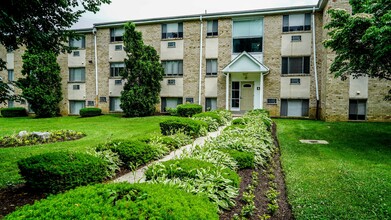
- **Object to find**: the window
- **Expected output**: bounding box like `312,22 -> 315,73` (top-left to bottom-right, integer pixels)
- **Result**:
8,69 -> 14,82
161,97 -> 183,112
267,98 -> 277,105
231,82 -> 240,108
115,45 -> 123,51
206,59 -> 217,76
282,57 -> 310,74
167,42 -> 176,48
185,97 -> 194,103
291,35 -> 302,42
167,79 -> 176,85
290,78 -> 301,84
162,23 -> 183,39
207,20 -> 218,36
73,85 -> 80,90
283,13 -> 311,32
73,51 -> 80,57
349,99 -> 366,120
110,97 -> 122,112
162,60 -> 183,76
205,98 -> 217,111
110,63 -> 125,77
99,97 -> 107,103
69,101 -> 85,115
114,80 -> 122,85
87,101 -> 95,106
280,99 -> 309,117
8,100 -> 14,108
69,36 -> 85,49
110,28 -> 125,42
69,68 -> 85,82
233,19 -> 263,53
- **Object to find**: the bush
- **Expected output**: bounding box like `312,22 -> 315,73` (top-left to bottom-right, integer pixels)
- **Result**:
213,109 -> 232,123
232,117 -> 247,125
5,183 -> 219,219
0,107 -> 28,117
176,103 -> 202,117
193,112 -> 225,126
79,107 -> 102,117
17,152 -> 108,193
219,149 -> 255,169
97,140 -> 157,168
160,117 -> 207,137
193,116 -> 219,132
160,133 -> 192,150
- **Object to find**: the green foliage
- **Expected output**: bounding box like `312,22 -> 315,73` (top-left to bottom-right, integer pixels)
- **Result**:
193,116 -> 219,132
176,103 -> 202,117
324,0 -> 391,85
213,109 -> 233,123
0,107 -> 27,118
231,117 -> 247,125
0,130 -> 86,148
159,133 -> 192,150
0,0 -> 110,70
160,117 -> 207,137
121,22 -> 164,117
16,48 -> 62,118
89,149 -> 123,178
79,107 -> 102,117
5,183 -> 219,219
0,80 -> 16,105
193,112 -> 225,125
219,149 -> 255,169
17,151 -> 108,193
166,107 -> 178,116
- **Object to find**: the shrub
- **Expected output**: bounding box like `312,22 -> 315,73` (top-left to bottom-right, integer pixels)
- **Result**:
219,149 -> 255,169
193,112 -> 225,125
193,116 -> 219,132
97,140 -> 157,168
5,183 -> 219,219
79,107 -> 102,117
232,117 -> 247,125
176,103 -> 202,117
17,152 -> 108,193
160,117 -> 207,137
213,109 -> 232,123
160,133 -> 192,150
0,107 -> 28,117
166,107 -> 178,116
89,149 -> 123,178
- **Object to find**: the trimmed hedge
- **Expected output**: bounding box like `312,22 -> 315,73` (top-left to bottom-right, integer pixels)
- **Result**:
5,183 -> 219,219
97,140 -> 157,168
146,158 -> 240,187
219,149 -> 255,169
1,107 -> 28,117
79,107 -> 102,117
193,112 -> 225,125
177,103 -> 202,117
160,117 -> 207,137
17,152 -> 108,193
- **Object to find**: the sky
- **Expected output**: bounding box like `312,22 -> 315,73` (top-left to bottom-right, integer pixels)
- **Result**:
72,0 -> 319,29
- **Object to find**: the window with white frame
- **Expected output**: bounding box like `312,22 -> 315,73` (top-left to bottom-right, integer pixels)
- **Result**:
69,100 -> 85,115
110,63 -> 125,77
110,27 -> 125,42
206,59 -> 217,76
282,57 -> 310,75
162,60 -> 183,76
283,13 -> 311,32
110,97 -> 122,112
207,20 -> 218,36
161,97 -> 183,112
8,69 -> 14,82
231,82 -> 240,108
349,99 -> 366,120
233,19 -> 263,53
69,36 -> 86,49
280,99 -> 309,117
69,68 -> 85,82
205,98 -> 217,111
162,23 -> 183,39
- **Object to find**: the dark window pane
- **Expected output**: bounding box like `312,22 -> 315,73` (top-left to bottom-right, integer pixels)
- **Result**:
233,37 -> 262,53
289,57 -> 302,73
283,15 -> 289,32
304,56 -> 310,73
282,57 -> 288,74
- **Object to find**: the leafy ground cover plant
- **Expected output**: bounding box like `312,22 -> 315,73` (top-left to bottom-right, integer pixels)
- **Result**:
193,116 -> 219,132
219,149 -> 255,169
0,130 -> 86,148
193,112 -> 225,126
5,183 -> 219,219
160,117 -> 207,137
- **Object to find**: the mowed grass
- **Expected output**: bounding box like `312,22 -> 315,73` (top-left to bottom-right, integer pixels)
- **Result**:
0,114 -> 170,188
275,119 -> 391,219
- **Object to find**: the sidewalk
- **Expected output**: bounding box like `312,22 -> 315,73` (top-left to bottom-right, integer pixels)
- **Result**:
113,126 -> 225,184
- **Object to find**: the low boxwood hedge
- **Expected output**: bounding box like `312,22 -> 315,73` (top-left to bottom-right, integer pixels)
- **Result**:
79,107 -> 102,117
219,149 -> 255,169
176,103 -> 202,117
1,107 -> 28,117
5,183 -> 219,219
17,152 -> 108,193
193,112 -> 225,126
160,117 -> 207,137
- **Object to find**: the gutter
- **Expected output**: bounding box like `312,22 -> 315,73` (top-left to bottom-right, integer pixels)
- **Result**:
198,15 -> 203,105
312,7 -> 320,119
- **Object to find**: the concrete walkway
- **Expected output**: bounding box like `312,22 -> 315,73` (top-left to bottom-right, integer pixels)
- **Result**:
113,126 -> 225,184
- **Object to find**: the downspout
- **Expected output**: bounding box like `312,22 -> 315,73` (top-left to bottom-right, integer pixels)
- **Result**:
312,7 -> 320,119
198,16 -> 203,105
93,26 -> 99,107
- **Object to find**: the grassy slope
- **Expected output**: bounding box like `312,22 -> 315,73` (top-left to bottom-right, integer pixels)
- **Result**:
0,115 -> 169,188
276,119 -> 391,219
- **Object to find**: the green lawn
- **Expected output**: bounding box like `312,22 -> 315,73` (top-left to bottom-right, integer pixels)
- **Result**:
0,114 -> 169,188
276,119 -> 391,219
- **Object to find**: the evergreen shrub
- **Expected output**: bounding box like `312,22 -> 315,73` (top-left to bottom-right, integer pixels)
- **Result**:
160,117 -> 207,137
79,107 -> 102,117
176,103 -> 202,117
1,107 -> 28,117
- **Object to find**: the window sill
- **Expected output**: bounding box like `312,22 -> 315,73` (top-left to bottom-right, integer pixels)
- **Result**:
109,77 -> 122,79
206,35 -> 218,38
164,75 -> 183,78
161,38 -> 183,41
68,81 -> 86,83
205,75 -> 218,78
281,74 -> 310,77
281,30 -> 311,34
109,41 -> 123,44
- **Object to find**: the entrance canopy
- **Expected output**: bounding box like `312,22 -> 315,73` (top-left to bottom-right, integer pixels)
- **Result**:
222,51 -> 269,73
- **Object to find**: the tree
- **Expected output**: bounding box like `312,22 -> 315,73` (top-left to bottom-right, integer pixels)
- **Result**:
0,79 -> 13,105
16,48 -> 62,118
120,22 -> 164,117
0,0 -> 111,70
323,0 -> 391,82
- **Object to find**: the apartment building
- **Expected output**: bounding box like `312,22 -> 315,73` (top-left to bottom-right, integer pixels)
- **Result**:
0,0 -> 390,121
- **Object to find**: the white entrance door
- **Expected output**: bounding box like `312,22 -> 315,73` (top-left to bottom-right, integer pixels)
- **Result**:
240,82 -> 254,111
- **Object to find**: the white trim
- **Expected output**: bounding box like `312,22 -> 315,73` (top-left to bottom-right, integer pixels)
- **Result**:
222,51 -> 269,73
225,73 -> 230,110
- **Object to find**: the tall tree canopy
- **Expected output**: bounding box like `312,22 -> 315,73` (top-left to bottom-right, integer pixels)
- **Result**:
0,0 -> 111,70
0,79 -> 13,105
120,22 -> 164,117
324,0 -> 391,81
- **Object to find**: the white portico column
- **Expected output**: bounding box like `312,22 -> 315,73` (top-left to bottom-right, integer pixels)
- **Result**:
260,73 -> 264,109
226,73 -> 230,110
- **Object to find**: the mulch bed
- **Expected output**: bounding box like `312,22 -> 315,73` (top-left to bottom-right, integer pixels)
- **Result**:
0,123 -> 293,219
